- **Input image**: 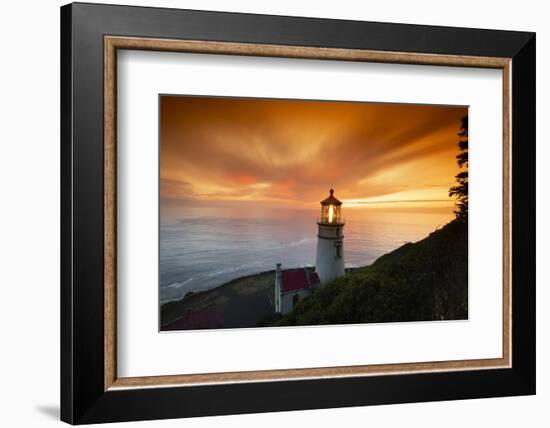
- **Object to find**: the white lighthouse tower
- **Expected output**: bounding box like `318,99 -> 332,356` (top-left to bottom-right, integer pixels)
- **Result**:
315,189 -> 345,284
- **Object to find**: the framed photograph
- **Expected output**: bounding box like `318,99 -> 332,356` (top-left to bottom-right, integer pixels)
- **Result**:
158,96 -> 470,332
61,2 -> 535,424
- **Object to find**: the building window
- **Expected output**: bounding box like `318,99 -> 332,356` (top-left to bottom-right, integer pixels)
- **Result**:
335,241 -> 342,258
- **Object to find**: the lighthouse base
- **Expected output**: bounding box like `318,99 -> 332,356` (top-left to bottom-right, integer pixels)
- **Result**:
315,235 -> 345,284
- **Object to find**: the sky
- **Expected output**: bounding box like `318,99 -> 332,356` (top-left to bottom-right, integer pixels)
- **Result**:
160,95 -> 467,219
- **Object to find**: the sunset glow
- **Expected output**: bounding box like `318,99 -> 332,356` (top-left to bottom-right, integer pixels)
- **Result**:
160,95 -> 467,221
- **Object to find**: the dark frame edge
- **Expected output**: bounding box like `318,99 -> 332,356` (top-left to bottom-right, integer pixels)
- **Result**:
510,33 -> 536,394
61,3 -> 74,425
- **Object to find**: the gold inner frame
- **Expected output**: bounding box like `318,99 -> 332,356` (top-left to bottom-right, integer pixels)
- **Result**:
104,35 -> 512,391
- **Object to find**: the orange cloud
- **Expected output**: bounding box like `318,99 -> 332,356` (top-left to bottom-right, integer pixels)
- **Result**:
160,95 -> 466,215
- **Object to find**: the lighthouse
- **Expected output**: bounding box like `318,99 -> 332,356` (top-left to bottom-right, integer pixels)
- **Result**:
315,189 -> 345,284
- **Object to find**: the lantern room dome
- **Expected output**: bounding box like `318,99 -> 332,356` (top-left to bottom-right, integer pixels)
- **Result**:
320,188 -> 342,206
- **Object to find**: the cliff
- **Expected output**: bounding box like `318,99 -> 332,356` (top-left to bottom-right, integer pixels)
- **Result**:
161,219 -> 468,330
264,219 -> 468,327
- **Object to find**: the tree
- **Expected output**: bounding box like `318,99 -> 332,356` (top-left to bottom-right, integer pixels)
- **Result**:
449,116 -> 468,220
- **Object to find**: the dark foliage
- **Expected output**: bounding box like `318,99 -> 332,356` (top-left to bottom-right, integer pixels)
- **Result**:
449,115 -> 469,220
256,313 -> 283,327
268,219 -> 468,327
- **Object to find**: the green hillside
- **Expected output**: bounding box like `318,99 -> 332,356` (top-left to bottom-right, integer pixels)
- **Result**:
263,219 -> 468,327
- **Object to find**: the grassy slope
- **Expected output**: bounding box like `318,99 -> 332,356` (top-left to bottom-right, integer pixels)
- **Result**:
268,219 -> 468,327
161,270 -> 275,329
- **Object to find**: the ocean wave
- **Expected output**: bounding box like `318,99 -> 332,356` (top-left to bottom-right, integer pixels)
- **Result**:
202,261 -> 263,278
265,237 -> 315,251
164,278 -> 194,289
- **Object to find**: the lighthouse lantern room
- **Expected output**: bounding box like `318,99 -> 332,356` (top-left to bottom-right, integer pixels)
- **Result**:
315,189 -> 345,284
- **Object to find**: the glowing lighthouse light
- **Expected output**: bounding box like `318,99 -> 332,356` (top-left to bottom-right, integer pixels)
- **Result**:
315,189 -> 345,284
320,190 -> 342,224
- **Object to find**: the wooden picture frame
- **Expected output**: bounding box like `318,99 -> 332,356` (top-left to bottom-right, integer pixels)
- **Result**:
61,2 -> 535,424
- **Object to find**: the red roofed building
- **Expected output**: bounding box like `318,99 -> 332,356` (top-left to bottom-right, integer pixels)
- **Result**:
164,303 -> 223,331
274,264 -> 321,315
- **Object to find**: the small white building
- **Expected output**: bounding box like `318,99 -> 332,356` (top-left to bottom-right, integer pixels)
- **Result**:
274,264 -> 320,315
315,189 -> 345,284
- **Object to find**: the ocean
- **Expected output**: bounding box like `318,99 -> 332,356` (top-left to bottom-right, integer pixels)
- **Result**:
160,207 -> 453,304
